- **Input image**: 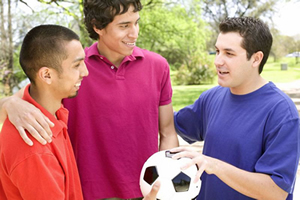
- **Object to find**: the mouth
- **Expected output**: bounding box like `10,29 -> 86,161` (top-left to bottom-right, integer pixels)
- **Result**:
74,82 -> 81,87
123,41 -> 136,47
218,70 -> 229,75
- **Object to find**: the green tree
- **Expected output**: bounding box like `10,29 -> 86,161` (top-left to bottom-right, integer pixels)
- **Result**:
139,0 -> 214,85
200,0 -> 280,51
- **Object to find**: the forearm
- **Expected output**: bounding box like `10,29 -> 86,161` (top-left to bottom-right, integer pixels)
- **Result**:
0,96 -> 13,123
0,88 -> 24,123
210,157 -> 288,200
159,132 -> 179,150
158,104 -> 179,151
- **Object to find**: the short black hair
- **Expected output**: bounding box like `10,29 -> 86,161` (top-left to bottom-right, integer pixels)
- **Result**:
219,17 -> 273,74
19,24 -> 80,84
84,0 -> 143,40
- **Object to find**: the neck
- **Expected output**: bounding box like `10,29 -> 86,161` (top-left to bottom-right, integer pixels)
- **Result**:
97,41 -> 124,67
29,85 -> 62,116
230,76 -> 268,95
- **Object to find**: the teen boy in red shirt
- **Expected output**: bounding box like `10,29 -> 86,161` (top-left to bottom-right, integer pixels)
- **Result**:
0,24 -> 89,199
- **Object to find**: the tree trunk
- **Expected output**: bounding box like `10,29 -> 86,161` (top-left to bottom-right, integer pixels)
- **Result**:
0,0 -> 7,61
6,0 -> 14,95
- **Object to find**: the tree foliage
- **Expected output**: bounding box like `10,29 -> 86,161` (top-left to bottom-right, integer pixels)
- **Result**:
1,0 -> 297,92
139,0 -> 215,84
200,0 -> 280,51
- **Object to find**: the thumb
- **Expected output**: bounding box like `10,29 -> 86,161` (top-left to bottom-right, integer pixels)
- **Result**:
144,181 -> 160,200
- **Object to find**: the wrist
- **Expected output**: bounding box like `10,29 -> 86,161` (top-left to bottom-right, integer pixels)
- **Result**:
0,96 -> 12,122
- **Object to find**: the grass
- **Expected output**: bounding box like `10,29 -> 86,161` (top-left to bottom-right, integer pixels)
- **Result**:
172,84 -> 216,111
261,57 -> 300,82
172,57 -> 300,111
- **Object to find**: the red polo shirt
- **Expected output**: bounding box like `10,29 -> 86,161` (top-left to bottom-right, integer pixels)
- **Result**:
0,84 -> 83,200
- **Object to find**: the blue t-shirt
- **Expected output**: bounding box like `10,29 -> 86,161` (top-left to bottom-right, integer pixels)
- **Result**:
174,82 -> 300,200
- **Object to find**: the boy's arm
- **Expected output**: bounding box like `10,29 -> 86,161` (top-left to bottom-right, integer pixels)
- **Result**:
158,103 -> 179,150
0,88 -> 53,146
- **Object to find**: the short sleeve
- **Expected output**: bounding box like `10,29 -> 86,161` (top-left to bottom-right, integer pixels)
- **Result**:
159,61 -> 172,106
174,97 -> 204,143
255,118 -> 300,193
9,153 -> 65,199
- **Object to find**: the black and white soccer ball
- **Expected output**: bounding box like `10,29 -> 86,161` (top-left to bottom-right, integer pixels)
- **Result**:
139,150 -> 201,200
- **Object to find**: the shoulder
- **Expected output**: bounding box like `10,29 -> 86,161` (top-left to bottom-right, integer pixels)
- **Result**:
134,47 -> 168,64
266,82 -> 299,119
0,121 -> 54,173
201,86 -> 227,100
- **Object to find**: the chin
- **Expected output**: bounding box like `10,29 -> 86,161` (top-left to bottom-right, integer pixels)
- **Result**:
67,91 -> 79,99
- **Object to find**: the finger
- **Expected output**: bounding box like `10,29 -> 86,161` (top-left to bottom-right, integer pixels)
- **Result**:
21,124 -> 48,145
36,117 -> 54,141
16,126 -> 33,146
170,146 -> 185,153
194,164 -> 205,183
180,158 -> 196,170
32,112 -> 54,140
23,117 -> 53,143
145,181 -> 160,200
172,151 -> 192,160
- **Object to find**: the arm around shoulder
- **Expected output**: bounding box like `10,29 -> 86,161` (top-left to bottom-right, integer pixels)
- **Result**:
0,87 -> 25,123
0,87 -> 54,146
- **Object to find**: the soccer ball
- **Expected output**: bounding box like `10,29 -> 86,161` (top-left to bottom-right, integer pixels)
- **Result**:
140,150 -> 201,200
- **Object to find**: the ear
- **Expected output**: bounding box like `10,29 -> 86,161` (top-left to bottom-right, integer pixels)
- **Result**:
93,25 -> 104,36
252,51 -> 264,68
37,67 -> 53,84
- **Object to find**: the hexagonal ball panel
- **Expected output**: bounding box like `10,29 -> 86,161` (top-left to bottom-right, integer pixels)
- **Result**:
143,166 -> 159,185
172,172 -> 191,192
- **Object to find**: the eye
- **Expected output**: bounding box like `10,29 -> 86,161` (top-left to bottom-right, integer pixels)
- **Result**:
74,62 -> 82,68
226,52 -> 234,56
215,50 -> 220,55
120,24 -> 129,28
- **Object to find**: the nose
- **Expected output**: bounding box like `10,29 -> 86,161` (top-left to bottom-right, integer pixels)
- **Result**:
214,53 -> 224,67
128,24 -> 139,39
81,62 -> 89,77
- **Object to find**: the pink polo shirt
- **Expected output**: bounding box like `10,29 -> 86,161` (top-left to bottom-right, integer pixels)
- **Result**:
0,85 -> 83,200
63,43 -> 173,199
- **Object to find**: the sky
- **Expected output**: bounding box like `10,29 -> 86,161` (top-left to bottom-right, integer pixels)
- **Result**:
273,1 -> 300,36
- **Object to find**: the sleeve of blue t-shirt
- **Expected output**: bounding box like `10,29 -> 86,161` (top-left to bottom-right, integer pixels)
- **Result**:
255,118 -> 300,193
174,93 -> 206,143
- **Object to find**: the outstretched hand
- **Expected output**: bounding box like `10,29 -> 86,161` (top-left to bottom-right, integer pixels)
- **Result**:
170,147 -> 207,183
4,96 -> 54,146
142,181 -> 160,200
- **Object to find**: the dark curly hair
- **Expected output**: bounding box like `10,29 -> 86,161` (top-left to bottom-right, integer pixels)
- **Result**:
84,0 -> 143,40
219,17 -> 273,74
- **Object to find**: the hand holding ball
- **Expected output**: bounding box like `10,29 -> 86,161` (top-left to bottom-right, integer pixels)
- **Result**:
140,150 -> 201,200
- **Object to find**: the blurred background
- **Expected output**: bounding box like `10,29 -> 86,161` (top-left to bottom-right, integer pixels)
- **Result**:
0,0 -> 299,106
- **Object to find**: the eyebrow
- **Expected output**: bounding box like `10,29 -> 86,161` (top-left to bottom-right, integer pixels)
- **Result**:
72,57 -> 85,63
215,46 -> 235,52
117,17 -> 140,25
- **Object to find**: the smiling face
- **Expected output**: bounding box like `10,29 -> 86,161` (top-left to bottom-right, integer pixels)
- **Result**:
51,40 -> 89,99
94,4 -> 140,66
214,32 -> 262,94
